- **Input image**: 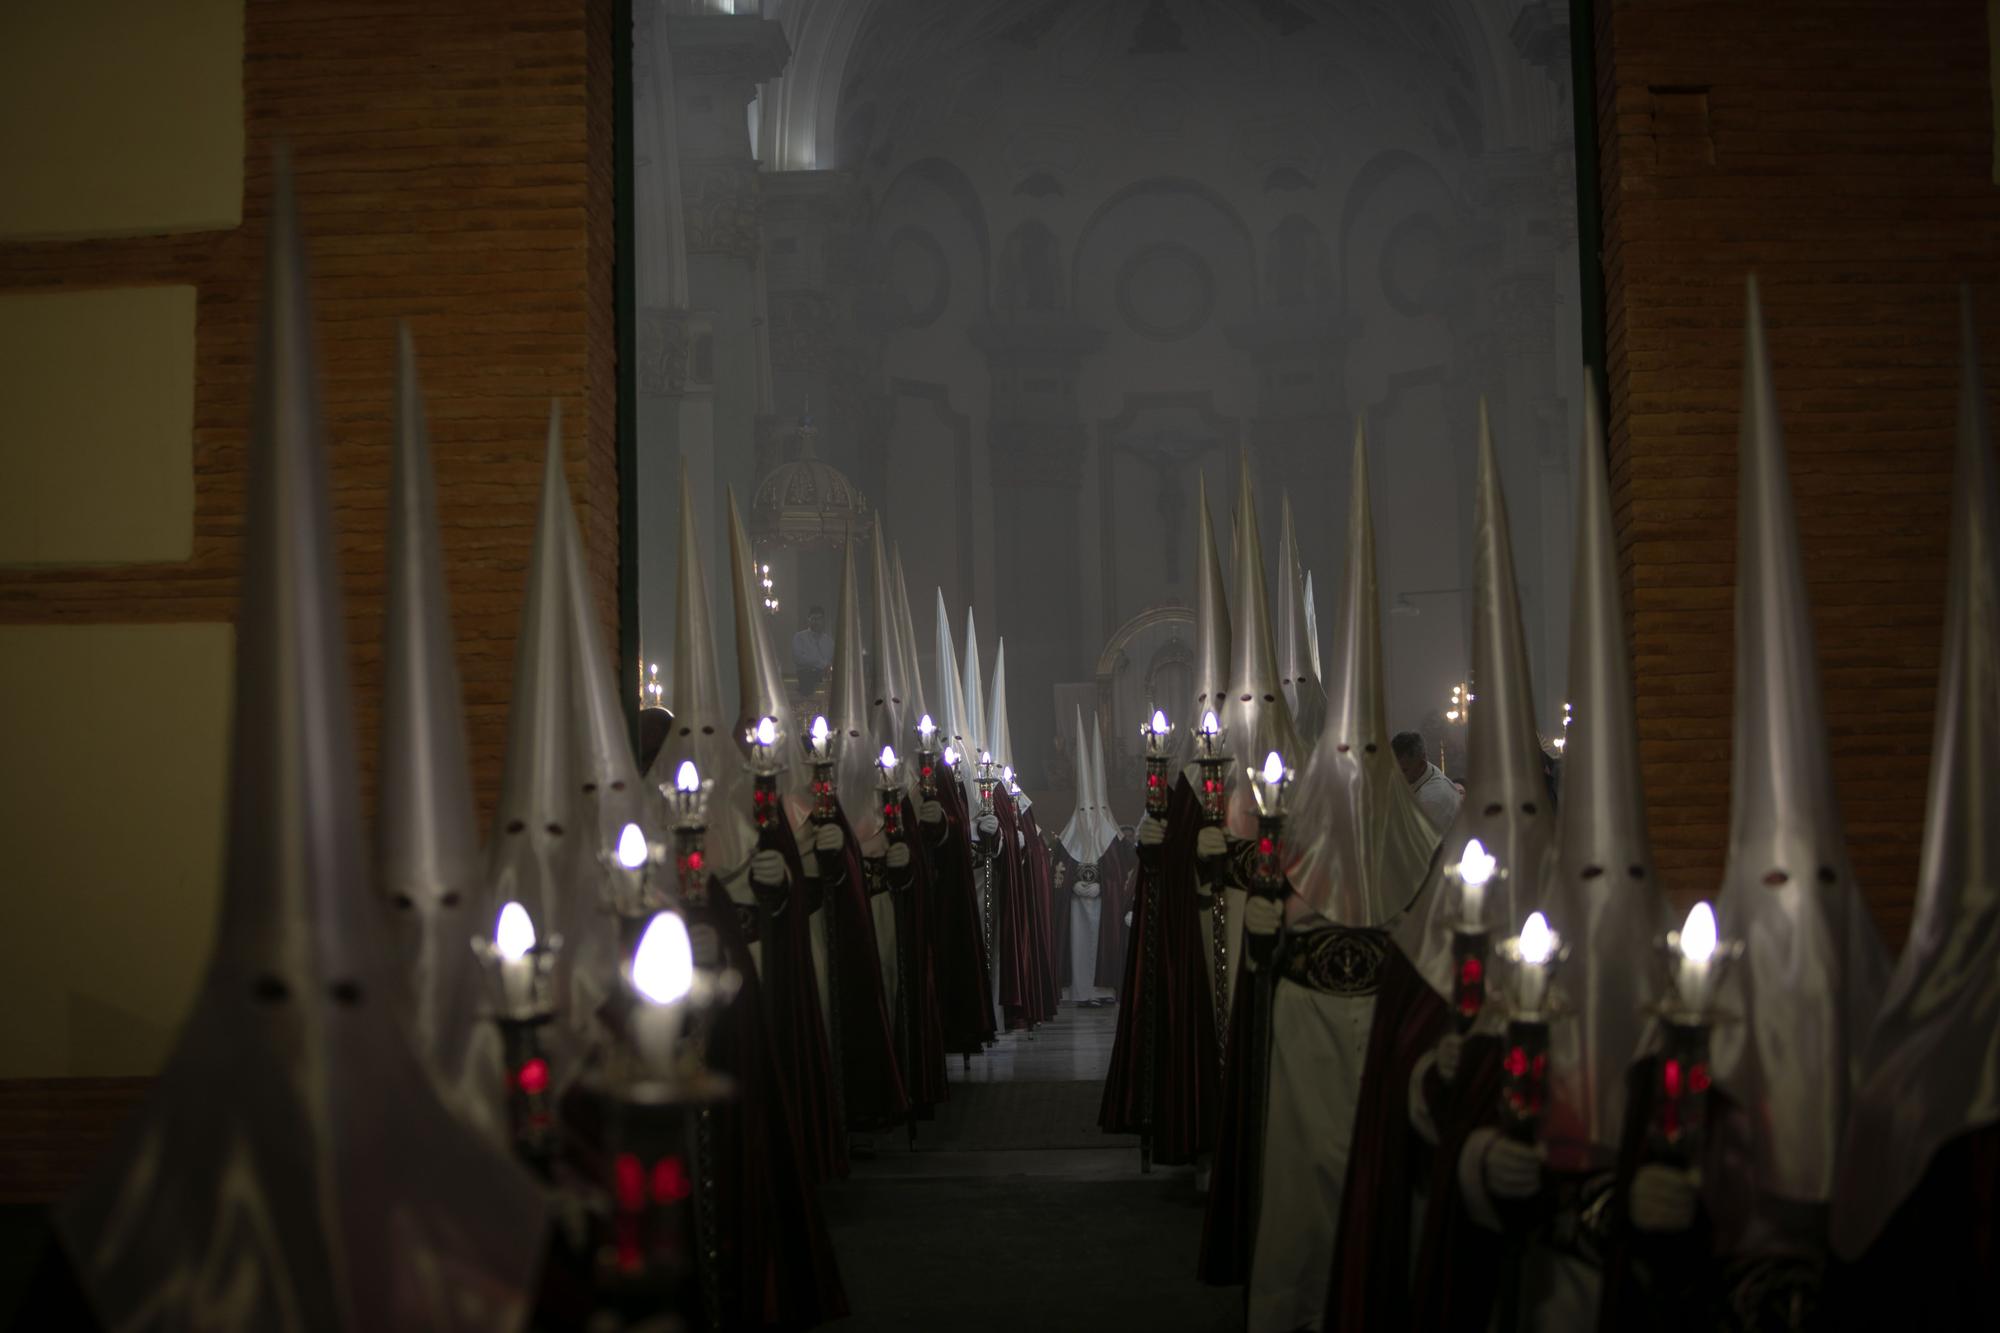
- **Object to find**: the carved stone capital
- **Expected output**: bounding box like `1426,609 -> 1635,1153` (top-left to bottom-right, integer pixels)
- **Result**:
637,307 -> 715,397
681,158 -> 762,260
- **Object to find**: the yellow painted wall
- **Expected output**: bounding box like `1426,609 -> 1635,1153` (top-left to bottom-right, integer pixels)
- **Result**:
0,624 -> 232,1078
0,287 -> 197,565
0,0 -> 244,239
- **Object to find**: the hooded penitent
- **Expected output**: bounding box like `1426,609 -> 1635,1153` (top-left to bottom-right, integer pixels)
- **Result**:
647,463 -> 758,886
1304,570 -> 1322,685
1393,403 -> 1556,998
58,166 -> 547,1331
377,327 -> 506,1136
893,544 -> 932,790
870,523 -> 908,760
1189,471 -> 1232,761
728,487 -> 803,800
1278,494 -> 1328,747
936,590 -> 977,806
556,433 -> 656,938
1709,280 -> 1889,1204
1832,295 -> 2000,1259
1538,377 -> 1669,1174
989,638 -> 1025,808
1288,422 -> 1441,926
1219,451 -> 1302,837
1062,707 -> 1115,866
963,606 -> 990,766
829,529 -> 885,840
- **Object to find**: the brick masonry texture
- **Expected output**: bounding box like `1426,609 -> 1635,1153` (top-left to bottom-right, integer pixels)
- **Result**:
0,0 -> 621,821
1594,0 -> 2000,946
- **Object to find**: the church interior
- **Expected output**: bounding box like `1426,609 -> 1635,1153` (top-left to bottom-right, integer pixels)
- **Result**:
1,2 -> 1996,1330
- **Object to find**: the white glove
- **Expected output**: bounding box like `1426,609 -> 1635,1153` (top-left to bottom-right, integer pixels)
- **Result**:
1196,826 -> 1227,859
919,800 -> 944,825
1124,910 -> 1133,927
815,822 -> 845,855
1136,815 -> 1166,847
1436,1032 -> 1464,1083
886,842 -> 911,870
1481,1133 -> 1544,1200
1243,895 -> 1281,936
750,849 -> 786,888
1630,1164 -> 1700,1234
1016,829 -> 1025,849
976,814 -> 999,839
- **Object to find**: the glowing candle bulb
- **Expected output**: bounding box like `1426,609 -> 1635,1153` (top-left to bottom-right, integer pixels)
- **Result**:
496,900 -> 536,960
1262,750 -> 1285,784
1514,910 -> 1556,1013
632,911 -> 694,1006
1151,708 -> 1170,735
811,715 -> 830,755
1200,710 -> 1219,736
755,715 -> 777,747
918,714 -> 936,742
942,745 -> 959,767
675,760 -> 700,794
1458,838 -> 1496,927
1676,900 -> 1719,1014
616,822 -> 648,869
878,745 -> 898,771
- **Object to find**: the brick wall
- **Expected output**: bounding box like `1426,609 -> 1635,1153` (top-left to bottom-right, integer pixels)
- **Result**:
1596,0 -> 2000,944
0,0 -> 621,816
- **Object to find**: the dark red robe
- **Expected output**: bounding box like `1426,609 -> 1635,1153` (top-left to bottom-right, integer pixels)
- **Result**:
1319,943 -> 1449,1331
687,881 -> 848,1328
1825,1123 -> 2000,1332
1408,1033 -> 1518,1333
1020,809 -> 1060,1021
1099,775 -> 1219,1165
1197,949 -> 1261,1286
812,806 -> 908,1129
757,814 -> 844,1182
1096,839 -> 1137,993
1050,845 -> 1077,996
894,791 -> 949,1113
929,774 -> 997,1052
994,792 -> 1037,1031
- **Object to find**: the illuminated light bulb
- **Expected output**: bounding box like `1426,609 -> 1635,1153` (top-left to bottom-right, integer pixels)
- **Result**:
616,822 -> 648,869
1200,710 -> 1219,736
675,760 -> 700,794
632,911 -> 694,1005
754,715 -> 777,747
1458,837 -> 1496,928
1518,911 -> 1554,967
980,749 -> 992,766
811,715 -> 830,747
649,663 -> 659,677
495,901 -> 536,961
1262,750 -> 1285,784
942,745 -> 959,767
918,714 -> 936,741
1446,709 -> 1460,722
1680,901 -> 1717,964
879,745 -> 898,770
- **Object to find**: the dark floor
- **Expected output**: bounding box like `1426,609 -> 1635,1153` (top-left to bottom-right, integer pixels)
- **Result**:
823,1004 -> 1243,1331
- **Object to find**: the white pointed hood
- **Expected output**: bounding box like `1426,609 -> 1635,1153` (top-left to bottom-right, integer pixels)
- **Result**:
1393,403 -> 1557,996
59,164 -> 546,1331
1710,280 -> 1888,1203
1278,493 -> 1328,747
1061,707 -> 1112,862
1289,420 -> 1442,926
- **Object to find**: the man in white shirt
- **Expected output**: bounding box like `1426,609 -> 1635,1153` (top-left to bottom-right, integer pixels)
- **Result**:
791,603 -> 833,697
1393,730 -> 1462,833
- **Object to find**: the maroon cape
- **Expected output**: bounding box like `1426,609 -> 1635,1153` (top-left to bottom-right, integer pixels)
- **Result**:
814,806 -> 908,1128
1017,806 -> 1059,1024
993,793 -> 1037,1031
1826,1123 -> 2000,1332
930,775 -> 997,1052
1096,839 -> 1137,992
895,791 -> 949,1113
1099,775 -> 1219,1164
1197,948 -> 1262,1285
688,882 -> 848,1328
1320,943 -> 1449,1331
758,814 -> 844,1182
1050,846 -> 1077,995
1408,1033 -> 1516,1333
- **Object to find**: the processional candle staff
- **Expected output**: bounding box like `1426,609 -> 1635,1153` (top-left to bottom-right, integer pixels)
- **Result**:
1450,838 -> 1500,1040
474,899 -> 561,1173
1193,709 -> 1230,823
804,714 -> 838,824
1193,709 -> 1234,1067
670,761 -> 712,905
876,746 -> 904,840
1651,900 -> 1739,1166
974,749 -> 1000,974
746,715 -> 784,834
1135,707 -> 1176,1173
1245,749 -> 1293,963
914,714 -> 939,801
1498,910 -> 1564,1141
597,908 -> 721,1327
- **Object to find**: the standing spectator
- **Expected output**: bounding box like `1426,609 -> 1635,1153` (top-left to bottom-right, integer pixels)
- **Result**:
791,604 -> 832,698
1393,730 -> 1462,833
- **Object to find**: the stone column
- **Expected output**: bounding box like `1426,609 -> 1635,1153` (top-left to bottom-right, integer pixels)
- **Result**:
971,314 -> 1106,785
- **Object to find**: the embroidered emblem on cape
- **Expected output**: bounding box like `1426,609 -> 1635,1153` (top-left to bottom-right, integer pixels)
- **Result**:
1283,926 -> 1387,995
